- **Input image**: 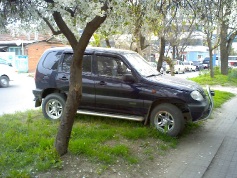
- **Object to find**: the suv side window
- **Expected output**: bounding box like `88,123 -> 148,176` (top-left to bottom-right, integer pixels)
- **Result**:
96,55 -> 129,79
83,55 -> 92,74
61,53 -> 72,72
60,53 -> 92,73
43,51 -> 62,70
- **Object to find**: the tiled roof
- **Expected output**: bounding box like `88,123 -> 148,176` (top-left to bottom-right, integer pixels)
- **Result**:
0,33 -> 52,42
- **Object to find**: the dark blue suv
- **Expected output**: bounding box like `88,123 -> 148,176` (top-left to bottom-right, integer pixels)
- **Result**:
33,47 -> 214,136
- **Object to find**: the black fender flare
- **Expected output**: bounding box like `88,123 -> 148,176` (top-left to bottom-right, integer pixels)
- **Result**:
144,98 -> 188,125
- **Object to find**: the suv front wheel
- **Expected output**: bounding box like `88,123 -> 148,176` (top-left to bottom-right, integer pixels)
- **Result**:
150,103 -> 184,137
42,93 -> 66,120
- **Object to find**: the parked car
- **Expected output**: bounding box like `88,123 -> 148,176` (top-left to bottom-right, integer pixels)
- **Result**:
202,57 -> 210,69
0,63 -> 17,87
183,61 -> 196,72
192,61 -> 204,71
33,47 -> 214,136
166,60 -> 186,74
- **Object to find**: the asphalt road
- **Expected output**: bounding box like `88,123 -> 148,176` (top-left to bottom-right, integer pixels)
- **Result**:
168,70 -> 200,79
0,73 -> 36,116
0,71 -> 200,116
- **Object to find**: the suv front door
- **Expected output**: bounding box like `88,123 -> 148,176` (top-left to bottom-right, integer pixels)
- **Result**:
94,54 -> 143,115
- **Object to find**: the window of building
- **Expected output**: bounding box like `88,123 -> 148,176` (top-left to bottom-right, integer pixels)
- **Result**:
8,47 -> 22,55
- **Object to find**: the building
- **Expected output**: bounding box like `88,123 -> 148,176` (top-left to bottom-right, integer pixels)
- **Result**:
0,33 -> 65,72
183,46 -> 209,61
26,38 -> 65,72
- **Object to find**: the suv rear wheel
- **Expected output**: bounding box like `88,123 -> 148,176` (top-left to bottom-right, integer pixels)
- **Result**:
150,103 -> 184,137
42,93 -> 66,120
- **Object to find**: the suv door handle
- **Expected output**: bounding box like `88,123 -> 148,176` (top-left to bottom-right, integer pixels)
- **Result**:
43,75 -> 49,80
98,81 -> 106,85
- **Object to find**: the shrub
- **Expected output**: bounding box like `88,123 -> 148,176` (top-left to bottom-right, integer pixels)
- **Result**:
228,68 -> 237,80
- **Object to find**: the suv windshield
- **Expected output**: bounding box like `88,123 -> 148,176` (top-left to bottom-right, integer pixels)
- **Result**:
124,53 -> 159,77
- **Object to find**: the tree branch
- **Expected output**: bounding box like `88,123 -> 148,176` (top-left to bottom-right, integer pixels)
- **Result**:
77,2 -> 109,52
52,11 -> 78,47
36,10 -> 62,35
227,30 -> 237,52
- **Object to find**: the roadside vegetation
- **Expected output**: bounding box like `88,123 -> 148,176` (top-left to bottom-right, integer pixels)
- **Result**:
191,67 -> 236,108
0,110 -> 177,177
191,67 -> 237,86
0,91 -> 235,177
0,71 -> 236,177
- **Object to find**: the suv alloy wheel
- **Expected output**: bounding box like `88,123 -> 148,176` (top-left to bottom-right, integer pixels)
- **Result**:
42,93 -> 66,120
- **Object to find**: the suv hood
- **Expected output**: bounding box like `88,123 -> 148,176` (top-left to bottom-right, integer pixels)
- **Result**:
145,75 -> 203,92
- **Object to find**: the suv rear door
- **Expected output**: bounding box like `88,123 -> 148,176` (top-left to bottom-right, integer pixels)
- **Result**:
35,50 -> 63,89
55,52 -> 96,109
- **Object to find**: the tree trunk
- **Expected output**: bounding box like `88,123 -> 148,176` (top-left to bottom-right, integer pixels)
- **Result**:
207,33 -> 214,78
140,34 -> 149,51
165,57 -> 174,76
157,36 -> 165,72
172,45 -> 176,60
220,20 -> 229,75
136,34 -> 142,55
55,55 -> 82,155
52,7 -> 108,156
105,37 -> 111,48
209,49 -> 214,78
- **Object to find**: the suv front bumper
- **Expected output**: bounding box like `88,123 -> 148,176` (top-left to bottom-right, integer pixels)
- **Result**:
188,86 -> 214,122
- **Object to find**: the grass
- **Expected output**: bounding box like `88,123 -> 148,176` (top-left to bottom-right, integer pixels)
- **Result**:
212,90 -> 235,108
0,111 -> 61,177
69,115 -> 178,165
191,67 -> 237,86
1,69 -> 236,177
0,111 -> 177,177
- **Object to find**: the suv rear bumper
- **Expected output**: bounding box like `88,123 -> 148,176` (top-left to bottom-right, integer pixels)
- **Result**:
33,89 -> 43,107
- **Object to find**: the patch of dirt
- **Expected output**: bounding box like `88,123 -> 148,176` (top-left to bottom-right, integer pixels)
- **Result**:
35,139 -> 171,178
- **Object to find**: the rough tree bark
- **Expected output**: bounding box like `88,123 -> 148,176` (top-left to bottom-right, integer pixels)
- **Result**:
157,36 -> 165,72
105,37 -> 111,48
208,46 -> 214,78
220,20 -> 229,75
52,9 -> 108,156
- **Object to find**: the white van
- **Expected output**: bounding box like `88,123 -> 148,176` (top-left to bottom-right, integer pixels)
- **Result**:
166,60 -> 186,74
0,63 -> 17,87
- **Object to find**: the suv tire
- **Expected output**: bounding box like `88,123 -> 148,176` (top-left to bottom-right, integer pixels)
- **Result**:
150,103 -> 184,137
42,93 -> 66,120
0,76 -> 9,88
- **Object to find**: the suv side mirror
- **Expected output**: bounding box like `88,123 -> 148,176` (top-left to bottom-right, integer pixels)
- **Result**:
122,74 -> 135,83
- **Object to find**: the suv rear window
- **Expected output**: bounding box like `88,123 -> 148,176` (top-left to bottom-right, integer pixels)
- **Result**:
43,51 -> 62,70
60,53 -> 92,73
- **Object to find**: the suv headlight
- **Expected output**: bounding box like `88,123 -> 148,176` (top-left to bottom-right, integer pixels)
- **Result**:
191,90 -> 204,101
